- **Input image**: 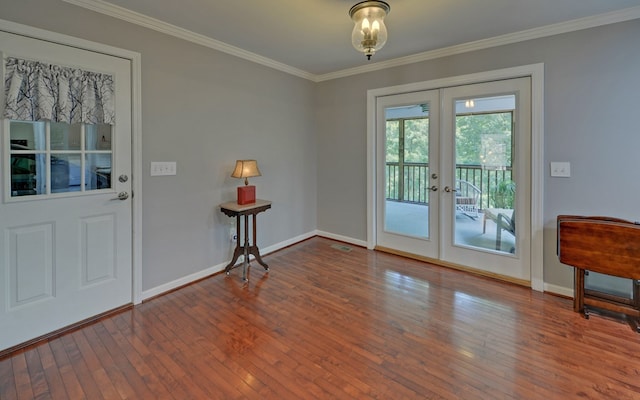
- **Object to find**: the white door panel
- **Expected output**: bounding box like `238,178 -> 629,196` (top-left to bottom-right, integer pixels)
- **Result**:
0,31 -> 132,351
440,78 -> 531,281
376,90 -> 439,258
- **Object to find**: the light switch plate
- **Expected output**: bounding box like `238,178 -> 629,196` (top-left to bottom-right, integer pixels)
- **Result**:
150,161 -> 177,176
550,162 -> 570,177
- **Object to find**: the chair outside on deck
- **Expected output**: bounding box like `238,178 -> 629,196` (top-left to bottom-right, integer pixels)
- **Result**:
496,209 -> 516,252
455,180 -> 481,219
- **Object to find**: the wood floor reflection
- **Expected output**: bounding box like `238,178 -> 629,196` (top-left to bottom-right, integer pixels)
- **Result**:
2,237 -> 640,399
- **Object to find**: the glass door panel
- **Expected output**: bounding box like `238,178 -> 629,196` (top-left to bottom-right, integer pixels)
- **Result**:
384,105 -> 429,239
9,121 -> 45,196
453,95 -> 516,253
50,122 -> 81,151
376,90 -> 440,259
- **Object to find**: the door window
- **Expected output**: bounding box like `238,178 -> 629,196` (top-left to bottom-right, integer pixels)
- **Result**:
452,95 -> 516,254
8,120 -> 113,198
384,105 -> 430,238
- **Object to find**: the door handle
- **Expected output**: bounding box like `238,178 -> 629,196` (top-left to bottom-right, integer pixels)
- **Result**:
430,186 -> 438,191
111,191 -> 129,201
444,186 -> 457,193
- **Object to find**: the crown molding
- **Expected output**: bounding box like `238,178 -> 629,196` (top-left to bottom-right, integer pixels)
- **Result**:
316,5 -> 640,81
61,0 -> 315,81
62,0 -> 640,83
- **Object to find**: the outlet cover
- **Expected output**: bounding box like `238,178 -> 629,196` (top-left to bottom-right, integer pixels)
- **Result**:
150,161 -> 177,176
550,162 -> 571,177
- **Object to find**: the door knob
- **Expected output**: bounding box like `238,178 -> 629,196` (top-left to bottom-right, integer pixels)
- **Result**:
430,186 -> 438,191
111,191 -> 129,200
444,186 -> 457,193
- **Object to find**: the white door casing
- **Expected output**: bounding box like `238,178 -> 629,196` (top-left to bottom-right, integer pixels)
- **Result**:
0,28 -> 138,351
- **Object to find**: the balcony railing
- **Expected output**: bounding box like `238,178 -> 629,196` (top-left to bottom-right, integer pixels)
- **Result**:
386,162 -> 512,210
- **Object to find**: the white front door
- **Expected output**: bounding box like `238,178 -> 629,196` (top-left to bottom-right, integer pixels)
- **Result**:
374,77 -> 531,283
0,31 -> 133,351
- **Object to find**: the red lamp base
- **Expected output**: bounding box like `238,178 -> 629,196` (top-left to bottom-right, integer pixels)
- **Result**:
237,185 -> 256,205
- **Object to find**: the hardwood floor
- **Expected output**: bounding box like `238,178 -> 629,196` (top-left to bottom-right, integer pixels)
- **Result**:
2,237 -> 640,399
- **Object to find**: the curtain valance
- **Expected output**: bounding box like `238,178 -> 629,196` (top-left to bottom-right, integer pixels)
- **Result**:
3,57 -> 115,125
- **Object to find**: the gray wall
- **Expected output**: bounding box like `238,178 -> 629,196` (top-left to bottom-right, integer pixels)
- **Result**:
3,0 -> 640,293
1,0 -> 317,291
316,19 -> 640,291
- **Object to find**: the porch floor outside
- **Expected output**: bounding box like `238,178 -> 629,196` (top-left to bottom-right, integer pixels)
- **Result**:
384,200 -> 515,253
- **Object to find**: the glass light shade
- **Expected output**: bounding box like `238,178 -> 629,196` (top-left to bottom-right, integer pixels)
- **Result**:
349,1 -> 390,60
231,160 -> 261,185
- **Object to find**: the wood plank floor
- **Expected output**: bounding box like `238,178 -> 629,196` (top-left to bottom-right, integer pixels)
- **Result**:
3,236 -> 640,399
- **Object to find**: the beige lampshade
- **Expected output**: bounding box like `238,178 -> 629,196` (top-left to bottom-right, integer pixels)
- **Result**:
231,160 -> 261,185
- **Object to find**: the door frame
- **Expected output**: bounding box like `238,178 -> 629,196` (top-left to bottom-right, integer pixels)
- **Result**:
0,18 -> 144,303
366,64 -> 544,292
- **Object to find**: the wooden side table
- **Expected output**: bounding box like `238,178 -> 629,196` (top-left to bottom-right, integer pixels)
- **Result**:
220,199 -> 271,281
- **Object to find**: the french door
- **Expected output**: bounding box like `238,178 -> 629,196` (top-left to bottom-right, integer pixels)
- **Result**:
0,31 -> 133,351
375,77 -> 531,283
376,90 -> 440,257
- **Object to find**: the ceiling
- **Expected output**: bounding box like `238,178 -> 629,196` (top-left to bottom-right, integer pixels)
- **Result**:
65,0 -> 640,79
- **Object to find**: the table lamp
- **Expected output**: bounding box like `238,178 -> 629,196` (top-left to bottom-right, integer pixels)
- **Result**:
231,159 -> 261,205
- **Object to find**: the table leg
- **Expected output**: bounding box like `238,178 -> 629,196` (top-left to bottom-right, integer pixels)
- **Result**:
242,213 -> 250,281
574,268 -> 585,314
249,213 -> 269,271
224,215 -> 243,274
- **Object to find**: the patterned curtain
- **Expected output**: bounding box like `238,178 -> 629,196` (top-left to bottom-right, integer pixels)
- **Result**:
3,57 -> 115,125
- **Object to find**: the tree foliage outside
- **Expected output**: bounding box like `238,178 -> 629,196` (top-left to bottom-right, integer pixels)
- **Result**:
386,120 -> 399,162
403,119 -> 428,163
386,118 -> 429,201
386,112 -> 512,166
385,112 -> 514,206
456,112 -> 512,167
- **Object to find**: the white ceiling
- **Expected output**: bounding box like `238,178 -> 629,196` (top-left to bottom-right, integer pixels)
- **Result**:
65,0 -> 640,79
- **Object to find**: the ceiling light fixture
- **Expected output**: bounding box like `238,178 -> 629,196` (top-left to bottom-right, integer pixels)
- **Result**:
349,1 -> 390,60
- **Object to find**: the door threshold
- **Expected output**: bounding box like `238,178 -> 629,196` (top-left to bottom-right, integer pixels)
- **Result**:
375,245 -> 530,288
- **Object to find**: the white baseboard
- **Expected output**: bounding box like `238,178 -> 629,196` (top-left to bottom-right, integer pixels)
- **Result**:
315,230 -> 367,247
141,230 -> 318,301
260,231 -> 317,255
141,262 -> 228,300
143,229 -> 566,301
544,282 -> 573,298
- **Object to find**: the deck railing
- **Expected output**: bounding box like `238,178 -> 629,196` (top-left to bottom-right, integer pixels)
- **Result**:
386,162 -> 512,210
